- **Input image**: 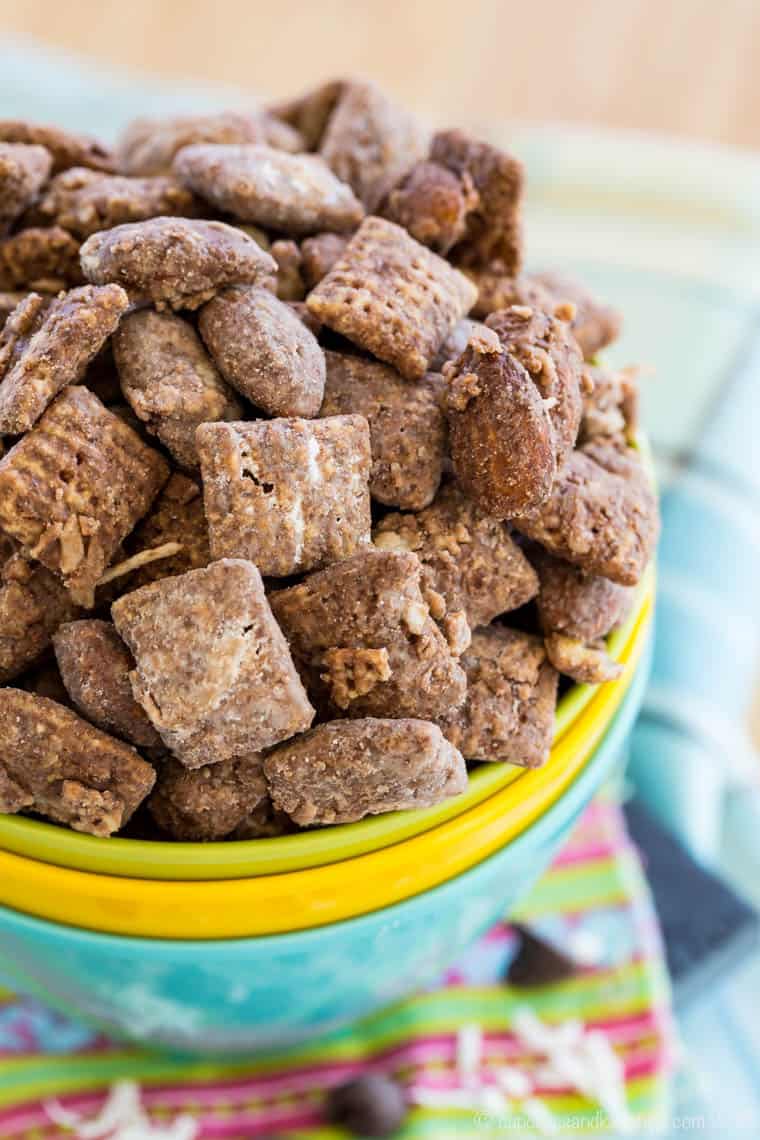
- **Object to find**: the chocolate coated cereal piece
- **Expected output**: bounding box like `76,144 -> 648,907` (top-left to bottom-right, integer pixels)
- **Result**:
268,80 -> 346,151
0,227 -> 82,291
320,80 -> 429,212
117,109 -> 302,176
0,537 -> 79,683
438,626 -> 558,767
34,168 -> 199,238
79,218 -> 276,311
113,309 -> 243,470
580,363 -> 638,445
533,270 -> 622,360
148,754 -> 267,841
199,285 -> 325,417
445,335 -> 555,517
0,386 -> 169,606
0,143 -> 52,230
307,216 -> 477,381
124,472 -> 211,590
382,159 -> 477,254
514,441 -> 659,585
300,232 -> 349,289
430,317 -> 498,370
0,291 -> 26,330
270,238 -> 305,300
486,303 -> 583,469
174,143 -> 364,235
53,619 -> 161,747
0,285 -> 129,433
264,717 -> 467,825
321,350 -> 447,510
429,129 -> 524,273
232,795 -> 293,839
0,688 -> 155,835
325,1073 -> 408,1139
112,559 -> 314,768
197,416 -> 371,576
0,121 -> 114,174
269,548 -> 467,720
374,482 -> 539,627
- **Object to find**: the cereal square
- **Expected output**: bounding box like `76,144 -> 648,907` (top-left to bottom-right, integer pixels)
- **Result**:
306,216 -> 477,381
374,482 -> 539,627
197,416 -> 372,577
0,688 -> 155,835
0,227 -> 82,292
148,754 -> 267,840
0,285 -> 129,433
321,350 -> 446,510
0,386 -> 169,606
269,548 -> 467,720
111,558 -> 314,768
438,626 -> 558,767
264,718 -> 467,825
0,537 -> 79,683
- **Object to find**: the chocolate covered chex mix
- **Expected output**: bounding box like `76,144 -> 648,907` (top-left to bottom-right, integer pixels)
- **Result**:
374,482 -> 539,628
0,688 -> 155,835
0,227 -> 82,292
112,559 -> 314,769
122,472 -> 211,591
580,363 -> 638,445
113,308 -> 243,470
0,386 -> 169,606
33,168 -> 199,238
174,143 -> 364,235
199,285 -> 325,417
438,627 -> 558,768
53,618 -> 162,748
269,548 -> 467,720
197,415 -> 371,577
321,350 -> 447,510
0,285 -> 129,433
264,718 -> 467,826
0,143 -> 52,231
0,537 -> 79,683
148,754 -> 267,841
0,120 -> 114,174
300,232 -> 349,289
533,271 -> 622,361
80,217 -> 276,311
307,216 -> 477,381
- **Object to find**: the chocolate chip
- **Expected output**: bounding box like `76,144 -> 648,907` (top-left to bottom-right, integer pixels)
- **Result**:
325,1073 -> 407,1137
506,925 -> 577,987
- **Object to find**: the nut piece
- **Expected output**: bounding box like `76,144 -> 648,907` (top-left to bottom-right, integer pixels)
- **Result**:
544,632 -> 622,685
438,627 -> 558,767
307,216 -> 477,381
374,483 -> 539,627
382,159 -> 477,255
34,168 -> 199,238
0,537 -> 79,683
111,558 -> 314,769
445,337 -> 555,518
0,227 -> 82,291
533,271 -> 622,360
429,129 -> 524,273
79,218 -> 276,311
124,472 -> 211,591
113,309 -> 243,470
117,110 -> 303,176
580,364 -> 638,445
300,232 -> 349,289
148,754 -> 267,841
321,350 -> 447,510
0,143 -> 52,230
486,303 -> 583,469
197,416 -> 371,577
320,646 -> 392,710
199,286 -> 326,417
269,549 -> 467,720
0,386 -> 169,606
264,718 -> 467,825
0,285 -> 129,434
53,619 -> 162,748
174,143 -> 364,235
319,80 -> 429,212
514,441 -> 659,585
0,121 -> 114,174
0,688 -> 155,836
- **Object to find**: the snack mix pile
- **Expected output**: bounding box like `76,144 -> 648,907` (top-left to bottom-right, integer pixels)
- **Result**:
0,81 -> 658,842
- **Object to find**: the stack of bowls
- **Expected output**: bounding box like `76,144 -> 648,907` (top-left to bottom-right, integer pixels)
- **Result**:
0,557 -> 655,1054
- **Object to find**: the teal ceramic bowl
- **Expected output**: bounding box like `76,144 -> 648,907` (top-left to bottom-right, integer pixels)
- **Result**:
0,642 -> 650,1054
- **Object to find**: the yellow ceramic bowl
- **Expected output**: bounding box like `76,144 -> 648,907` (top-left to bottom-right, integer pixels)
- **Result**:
0,589 -> 652,939
0,569 -> 653,880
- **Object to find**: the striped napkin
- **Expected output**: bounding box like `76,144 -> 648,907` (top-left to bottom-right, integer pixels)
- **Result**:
0,799 -> 675,1138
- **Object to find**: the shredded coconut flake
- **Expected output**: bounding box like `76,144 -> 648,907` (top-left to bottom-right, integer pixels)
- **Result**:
46,1080 -> 199,1140
456,1022 -> 483,1086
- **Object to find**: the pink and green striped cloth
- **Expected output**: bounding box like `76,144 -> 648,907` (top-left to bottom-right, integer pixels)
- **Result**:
0,800 -> 676,1138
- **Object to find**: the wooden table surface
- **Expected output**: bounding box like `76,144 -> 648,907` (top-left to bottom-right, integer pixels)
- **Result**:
1,0 -> 760,148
